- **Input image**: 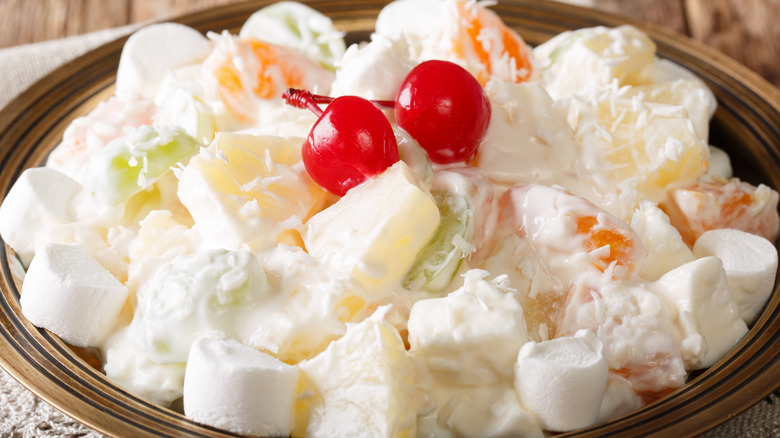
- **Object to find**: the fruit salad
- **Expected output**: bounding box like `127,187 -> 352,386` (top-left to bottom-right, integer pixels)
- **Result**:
1,0 -> 778,437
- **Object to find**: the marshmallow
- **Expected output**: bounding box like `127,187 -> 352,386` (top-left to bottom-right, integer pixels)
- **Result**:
298,306 -> 418,438
183,336 -> 299,437
20,242 -> 129,347
0,167 -> 82,266
116,23 -> 212,99
514,330 -> 608,432
408,269 -> 529,384
304,161 -> 440,292
652,256 -> 748,369
693,228 -> 778,325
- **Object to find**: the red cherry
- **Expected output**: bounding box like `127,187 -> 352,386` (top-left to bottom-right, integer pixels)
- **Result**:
284,89 -> 399,196
394,60 -> 491,164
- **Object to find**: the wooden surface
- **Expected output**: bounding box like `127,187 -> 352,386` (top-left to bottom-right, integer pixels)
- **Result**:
0,0 -> 778,87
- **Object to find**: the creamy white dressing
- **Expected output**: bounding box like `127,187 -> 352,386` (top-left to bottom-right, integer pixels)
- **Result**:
1,1 -> 777,437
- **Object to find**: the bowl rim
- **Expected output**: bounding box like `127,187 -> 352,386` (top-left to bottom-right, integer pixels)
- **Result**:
0,1 -> 779,437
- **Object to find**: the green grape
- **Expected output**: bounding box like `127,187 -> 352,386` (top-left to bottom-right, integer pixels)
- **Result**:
88,124 -> 200,205
132,248 -> 270,364
239,1 -> 346,71
404,189 -> 473,292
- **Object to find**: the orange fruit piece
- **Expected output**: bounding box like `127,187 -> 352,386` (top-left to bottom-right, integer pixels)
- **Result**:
203,34 -> 334,122
446,0 -> 535,85
661,177 -> 780,247
496,184 -> 647,279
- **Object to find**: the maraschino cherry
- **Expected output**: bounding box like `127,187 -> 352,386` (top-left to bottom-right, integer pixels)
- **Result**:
284,89 -> 399,196
283,60 -> 491,195
395,60 -> 491,164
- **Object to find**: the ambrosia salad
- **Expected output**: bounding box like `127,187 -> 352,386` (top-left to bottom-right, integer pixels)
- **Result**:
1,1 -> 778,436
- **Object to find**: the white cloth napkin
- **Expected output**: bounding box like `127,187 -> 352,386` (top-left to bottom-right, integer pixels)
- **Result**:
0,25 -> 778,438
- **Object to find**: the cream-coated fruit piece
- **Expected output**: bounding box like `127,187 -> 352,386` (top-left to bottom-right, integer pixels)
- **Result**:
184,336 -> 299,437
178,132 -> 328,251
20,242 -> 129,347
304,161 -> 440,292
330,34 -> 415,101
297,306 -> 418,438
239,1 -> 346,71
477,80 -> 576,184
408,269 -> 529,385
131,248 -> 270,364
652,256 -> 748,369
533,25 -> 656,100
565,85 -> 710,218
514,330 -> 608,432
630,201 -> 695,281
692,229 -> 778,325
428,383 -> 544,438
556,280 -> 687,395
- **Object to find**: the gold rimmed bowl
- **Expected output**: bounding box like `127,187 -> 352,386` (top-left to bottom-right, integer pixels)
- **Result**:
1,1 -> 779,436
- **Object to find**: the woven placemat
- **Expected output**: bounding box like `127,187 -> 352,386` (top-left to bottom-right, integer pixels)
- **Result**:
0,19 -> 778,438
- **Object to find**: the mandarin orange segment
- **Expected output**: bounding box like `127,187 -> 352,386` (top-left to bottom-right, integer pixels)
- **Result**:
497,184 -> 646,280
450,0 -> 534,85
577,215 -> 639,273
203,34 -> 334,122
661,178 -> 780,246
610,365 -> 680,403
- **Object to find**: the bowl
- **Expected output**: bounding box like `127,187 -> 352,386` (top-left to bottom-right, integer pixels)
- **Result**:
1,1 -> 779,436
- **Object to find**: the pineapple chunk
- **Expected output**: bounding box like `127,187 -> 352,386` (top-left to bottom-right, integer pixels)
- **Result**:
297,306 -> 418,437
304,161 -> 440,292
568,87 -> 709,217
534,25 -> 656,100
178,133 -> 328,251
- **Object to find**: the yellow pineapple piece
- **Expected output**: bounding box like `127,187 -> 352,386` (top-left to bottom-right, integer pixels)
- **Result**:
178,132 -> 329,251
568,88 -> 710,215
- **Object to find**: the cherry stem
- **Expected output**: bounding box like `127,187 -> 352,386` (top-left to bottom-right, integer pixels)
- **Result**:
282,88 -> 395,116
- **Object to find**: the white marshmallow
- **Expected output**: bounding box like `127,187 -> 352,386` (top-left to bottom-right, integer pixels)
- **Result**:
533,25 -> 656,100
0,167 -> 82,266
183,336 -> 299,437
116,23 -> 212,99
652,256 -> 748,369
514,330 -> 608,432
408,269 -> 529,385
20,242 -> 129,347
693,228 -> 778,325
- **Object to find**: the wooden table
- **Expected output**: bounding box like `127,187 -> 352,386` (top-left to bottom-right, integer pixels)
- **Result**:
0,0 -> 778,88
